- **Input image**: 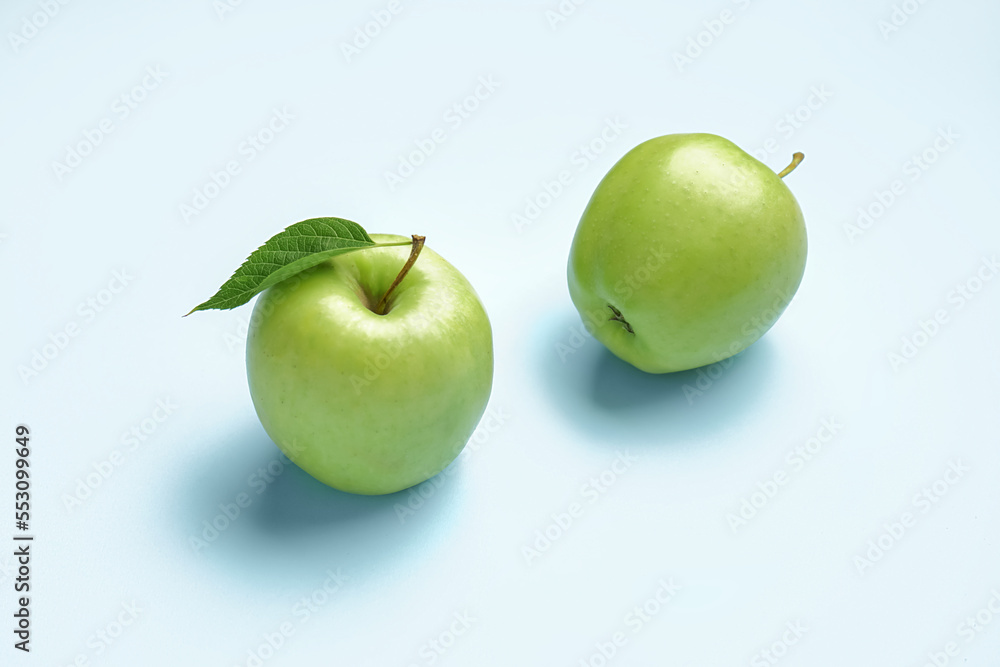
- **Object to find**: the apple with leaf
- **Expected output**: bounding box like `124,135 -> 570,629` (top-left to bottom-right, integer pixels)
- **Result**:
188,219 -> 493,495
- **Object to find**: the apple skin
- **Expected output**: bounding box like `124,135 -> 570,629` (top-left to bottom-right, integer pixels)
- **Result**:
246,234 -> 493,495
567,133 -> 807,373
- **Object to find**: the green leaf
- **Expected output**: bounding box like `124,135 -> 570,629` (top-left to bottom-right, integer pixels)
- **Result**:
187,217 -> 395,315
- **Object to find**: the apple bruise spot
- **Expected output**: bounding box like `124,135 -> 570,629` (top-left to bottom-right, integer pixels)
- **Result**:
607,304 -> 634,334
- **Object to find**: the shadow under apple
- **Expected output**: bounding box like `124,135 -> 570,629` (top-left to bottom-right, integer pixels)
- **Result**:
175,420 -> 464,589
536,310 -> 779,448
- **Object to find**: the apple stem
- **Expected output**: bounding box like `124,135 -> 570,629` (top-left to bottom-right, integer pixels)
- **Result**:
374,234 -> 425,315
777,152 -> 805,179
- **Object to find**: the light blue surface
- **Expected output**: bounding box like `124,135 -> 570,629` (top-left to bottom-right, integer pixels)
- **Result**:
3,1 -> 999,665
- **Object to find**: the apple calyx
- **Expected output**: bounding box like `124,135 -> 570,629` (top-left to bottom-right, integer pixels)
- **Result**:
607,304 -> 634,334
374,234 -> 426,315
777,152 -> 805,179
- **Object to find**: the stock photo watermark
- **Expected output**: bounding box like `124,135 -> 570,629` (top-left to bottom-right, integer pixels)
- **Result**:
7,0 -> 73,53
232,568 -> 350,667
878,0 -> 933,40
222,273 -> 308,353
750,620 -> 808,667
405,610 -> 477,667
679,348 -> 744,404
340,0 -> 411,62
843,126 -> 958,244
727,418 -> 844,533
179,107 -> 295,224
18,269 -> 136,385
748,86 -> 833,164
189,444 -> 303,554
545,0 -> 590,31
887,255 -> 998,371
348,338 -> 405,394
913,588 -> 1000,666
62,601 -> 144,665
348,302 -> 484,394
213,0 -> 249,21
384,75 -> 501,192
577,578 -> 681,667
512,117 -> 628,234
62,398 -> 178,512
394,406 -> 509,523
224,313 -> 253,353
681,287 -> 798,404
853,459 -> 969,576
556,245 -> 666,362
51,66 -> 169,182
522,451 -> 638,566
672,0 -> 756,73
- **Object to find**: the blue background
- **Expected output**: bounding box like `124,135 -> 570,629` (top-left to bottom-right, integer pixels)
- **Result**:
3,1 -> 1000,665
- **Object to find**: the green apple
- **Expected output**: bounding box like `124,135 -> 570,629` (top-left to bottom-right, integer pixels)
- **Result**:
567,133 -> 807,373
246,234 -> 493,495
